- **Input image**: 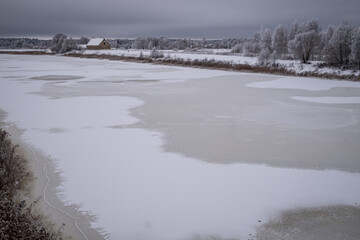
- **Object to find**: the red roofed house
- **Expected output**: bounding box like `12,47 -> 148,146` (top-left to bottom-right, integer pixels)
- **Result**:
86,38 -> 111,50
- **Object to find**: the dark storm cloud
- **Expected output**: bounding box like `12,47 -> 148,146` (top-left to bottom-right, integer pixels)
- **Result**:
0,0 -> 359,38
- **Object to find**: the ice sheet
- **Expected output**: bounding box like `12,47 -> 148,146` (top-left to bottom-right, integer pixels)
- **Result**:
1,54 -> 360,240
246,77 -> 360,91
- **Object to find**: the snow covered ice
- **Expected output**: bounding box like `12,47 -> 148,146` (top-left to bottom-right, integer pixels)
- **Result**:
1,54 -> 360,240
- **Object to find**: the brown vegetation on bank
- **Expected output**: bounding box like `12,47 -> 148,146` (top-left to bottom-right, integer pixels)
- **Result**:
0,129 -> 59,240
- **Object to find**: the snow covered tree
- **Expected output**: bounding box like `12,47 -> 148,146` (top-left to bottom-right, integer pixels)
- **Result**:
288,21 -> 299,41
242,42 -> 252,56
257,48 -> 271,65
288,30 -> 319,63
288,19 -> 320,63
243,31 -> 262,56
149,48 -> 164,58
132,37 -> 146,49
79,37 -> 89,44
350,28 -> 360,69
318,31 -> 328,59
318,25 -> 335,57
200,38 -> 207,48
231,43 -> 243,53
148,40 -> 154,49
261,28 -> 272,52
253,31 -> 261,43
243,41 -> 259,56
50,33 -> 67,53
325,22 -> 354,65
14,39 -> 25,48
305,19 -> 320,34
176,38 -> 186,50
60,38 -> 77,53
158,37 -> 168,50
50,34 -> 78,53
325,25 -> 335,42
272,24 -> 288,58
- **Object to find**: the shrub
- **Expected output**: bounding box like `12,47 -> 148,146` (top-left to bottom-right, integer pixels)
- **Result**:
149,48 -> 164,59
0,130 -> 29,196
0,129 -> 58,239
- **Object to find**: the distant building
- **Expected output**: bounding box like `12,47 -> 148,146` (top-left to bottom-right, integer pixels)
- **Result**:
86,38 -> 111,50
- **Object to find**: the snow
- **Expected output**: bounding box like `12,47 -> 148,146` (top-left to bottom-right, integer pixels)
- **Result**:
78,44 -> 87,49
81,48 -> 360,77
87,38 -> 105,46
246,77 -> 360,91
292,96 -> 360,104
84,48 -> 259,65
1,54 -> 360,240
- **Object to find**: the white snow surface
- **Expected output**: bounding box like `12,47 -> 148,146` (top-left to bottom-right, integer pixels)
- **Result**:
84,49 -> 259,65
1,54 -> 360,240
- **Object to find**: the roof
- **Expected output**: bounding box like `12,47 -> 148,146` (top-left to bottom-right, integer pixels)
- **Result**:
87,38 -> 105,46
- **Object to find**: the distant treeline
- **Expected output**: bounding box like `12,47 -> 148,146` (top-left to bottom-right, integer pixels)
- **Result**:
1,19 -> 359,68
0,38 -> 51,49
0,37 -> 87,50
0,36 -> 243,51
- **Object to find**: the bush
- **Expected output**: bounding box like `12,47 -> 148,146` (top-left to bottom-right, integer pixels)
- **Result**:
0,130 -> 29,196
50,34 -> 78,54
258,48 -> 271,65
149,48 -> 164,59
0,129 -> 58,239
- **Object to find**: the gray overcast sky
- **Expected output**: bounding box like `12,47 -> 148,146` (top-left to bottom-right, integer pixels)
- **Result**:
0,0 -> 359,38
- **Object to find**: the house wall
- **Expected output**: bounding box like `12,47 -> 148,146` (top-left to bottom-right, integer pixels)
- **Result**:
87,40 -> 111,50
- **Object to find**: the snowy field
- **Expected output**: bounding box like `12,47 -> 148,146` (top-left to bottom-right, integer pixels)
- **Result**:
1,54 -> 360,240
83,48 -> 360,77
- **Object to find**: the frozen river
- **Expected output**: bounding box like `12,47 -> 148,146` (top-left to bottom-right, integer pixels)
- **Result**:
1,54 -> 360,240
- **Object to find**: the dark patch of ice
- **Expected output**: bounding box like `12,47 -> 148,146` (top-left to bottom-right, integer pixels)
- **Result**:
31,75 -> 84,81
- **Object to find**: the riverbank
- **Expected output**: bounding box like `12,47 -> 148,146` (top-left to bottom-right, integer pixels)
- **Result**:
1,50 -> 359,81
0,127 -> 58,239
0,118 -> 106,240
